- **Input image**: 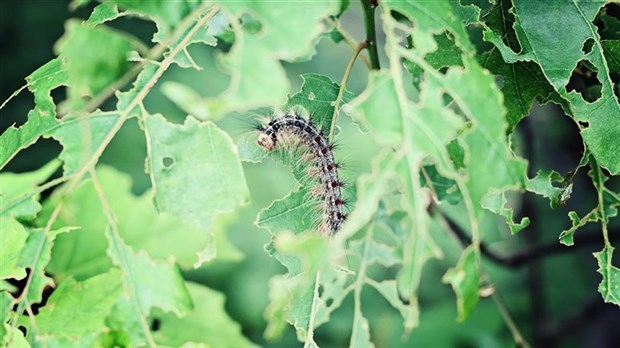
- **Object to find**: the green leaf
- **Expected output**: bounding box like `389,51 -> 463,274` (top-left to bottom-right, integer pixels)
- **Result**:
35,270 -> 123,338
352,71 -> 403,145
17,226 -> 73,305
144,114 -> 250,231
481,190 -> 530,234
0,218 -> 29,279
593,245 -> 620,306
442,245 -> 481,322
0,59 -> 67,169
559,157 -> 620,246
526,170 -> 564,208
2,324 -> 30,348
0,160 -> 59,219
387,0 -> 476,55
209,1 -> 340,114
104,227 -> 192,344
256,188 -> 315,234
286,73 -> 354,135
153,282 -> 256,347
350,315 -> 373,348
55,20 -> 133,100
45,112 -> 120,175
488,1 -> 620,174
160,82 -> 213,120
85,3 -> 122,25
41,166 -> 212,279
602,40 -> 620,73
108,0 -> 199,44
479,48 -> 555,130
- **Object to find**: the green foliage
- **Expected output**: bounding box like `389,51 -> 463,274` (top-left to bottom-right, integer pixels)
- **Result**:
1,0 -> 619,347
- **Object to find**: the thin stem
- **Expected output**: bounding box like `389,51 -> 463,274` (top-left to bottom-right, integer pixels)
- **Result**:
489,289 -> 531,348
329,41 -> 368,141
325,17 -> 371,69
90,169 -> 157,347
360,0 -> 380,70
303,272 -> 321,348
441,212 -> 620,268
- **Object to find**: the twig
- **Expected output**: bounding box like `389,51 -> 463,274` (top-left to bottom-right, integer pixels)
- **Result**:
329,41 -> 368,141
360,0 -> 380,70
325,17 -> 371,69
90,169 -> 157,347
441,212 -> 620,268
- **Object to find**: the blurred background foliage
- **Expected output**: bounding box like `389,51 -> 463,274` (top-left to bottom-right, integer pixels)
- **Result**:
1,1 -> 620,347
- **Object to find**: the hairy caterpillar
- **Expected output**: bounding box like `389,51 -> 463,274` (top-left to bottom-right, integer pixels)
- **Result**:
257,113 -> 346,235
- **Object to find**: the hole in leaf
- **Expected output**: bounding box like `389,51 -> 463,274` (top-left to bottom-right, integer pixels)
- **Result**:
610,72 -> 620,104
18,326 -> 27,336
150,318 -> 161,331
566,60 -> 602,103
325,298 -> 334,307
595,3 -> 620,39
578,120 -> 589,129
482,0 -> 522,53
162,156 -> 175,169
582,38 -> 595,55
50,86 -> 67,114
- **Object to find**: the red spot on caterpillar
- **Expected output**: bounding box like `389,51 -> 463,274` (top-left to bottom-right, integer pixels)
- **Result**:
258,114 -> 346,234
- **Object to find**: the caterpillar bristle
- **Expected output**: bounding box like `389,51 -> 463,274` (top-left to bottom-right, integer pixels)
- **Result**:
257,110 -> 348,235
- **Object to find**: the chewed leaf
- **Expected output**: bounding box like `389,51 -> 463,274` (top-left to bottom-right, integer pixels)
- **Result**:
0,217 -> 29,279
105,227 -> 192,316
442,246 -> 481,322
153,282 -> 256,347
209,1 -> 340,115
594,245 -> 620,306
55,20 -> 133,102
481,190 -> 530,234
486,1 -> 620,174
526,170 -> 565,208
0,160 -> 59,219
41,166 -> 211,279
256,188 -> 315,235
35,270 -> 123,338
17,226 -> 74,306
145,114 -> 250,231
0,59 -> 67,169
286,73 -> 354,135
46,112 -> 121,176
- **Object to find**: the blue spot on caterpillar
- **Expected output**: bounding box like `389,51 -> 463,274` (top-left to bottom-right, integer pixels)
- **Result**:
258,113 -> 346,234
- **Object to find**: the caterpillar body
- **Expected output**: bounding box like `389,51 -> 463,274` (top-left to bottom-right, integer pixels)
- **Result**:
257,113 -> 346,235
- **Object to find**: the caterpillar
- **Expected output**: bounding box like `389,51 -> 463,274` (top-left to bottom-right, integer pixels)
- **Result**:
257,113 -> 346,235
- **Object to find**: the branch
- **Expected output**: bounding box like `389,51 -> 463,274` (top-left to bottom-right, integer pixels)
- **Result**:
441,212 -> 619,268
360,0 -> 380,70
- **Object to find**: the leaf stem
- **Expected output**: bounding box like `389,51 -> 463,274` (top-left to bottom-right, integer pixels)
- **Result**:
360,0 -> 380,70
325,17 -> 371,69
489,287 -> 532,348
329,40 -> 368,142
303,272 -> 321,348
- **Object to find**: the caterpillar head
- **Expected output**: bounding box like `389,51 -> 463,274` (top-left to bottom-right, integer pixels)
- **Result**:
258,133 -> 275,150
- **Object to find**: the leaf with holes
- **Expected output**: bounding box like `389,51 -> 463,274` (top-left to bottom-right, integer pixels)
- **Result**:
209,1 -> 340,115
40,166 -> 214,280
0,59 -> 67,169
485,1 -> 620,174
0,160 -> 59,219
145,114 -> 249,232
153,282 -> 256,347
34,269 -> 123,339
